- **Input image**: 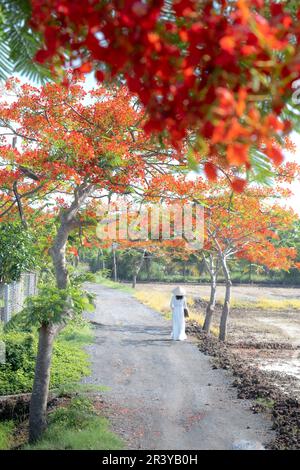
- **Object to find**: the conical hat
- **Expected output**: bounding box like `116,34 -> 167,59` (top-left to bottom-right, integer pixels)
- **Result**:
172,286 -> 186,296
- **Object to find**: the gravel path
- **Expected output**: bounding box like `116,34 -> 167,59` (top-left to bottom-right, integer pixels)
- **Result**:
84,283 -> 274,450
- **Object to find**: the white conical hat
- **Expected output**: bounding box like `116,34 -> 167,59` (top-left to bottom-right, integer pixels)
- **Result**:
172,286 -> 186,296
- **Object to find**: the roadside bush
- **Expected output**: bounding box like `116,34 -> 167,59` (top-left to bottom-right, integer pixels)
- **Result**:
0,421 -> 14,450
25,397 -> 123,450
0,320 -> 93,396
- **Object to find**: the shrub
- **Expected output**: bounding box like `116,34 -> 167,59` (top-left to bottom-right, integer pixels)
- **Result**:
0,320 -> 93,395
0,421 -> 14,450
25,397 -> 123,450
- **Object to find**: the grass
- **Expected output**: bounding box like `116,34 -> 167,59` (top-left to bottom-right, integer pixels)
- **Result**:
255,397 -> 275,410
0,421 -> 14,450
0,319 -> 94,396
0,317 -> 120,450
24,397 -> 123,450
53,382 -> 110,397
231,297 -> 300,311
135,290 -> 173,320
134,289 -> 219,336
94,273 -> 133,293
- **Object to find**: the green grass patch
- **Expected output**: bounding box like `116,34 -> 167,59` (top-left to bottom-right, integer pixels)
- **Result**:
54,382 -> 110,397
0,421 -> 14,450
94,273 -> 133,293
256,397 -> 275,410
24,397 -> 123,450
0,320 -> 94,396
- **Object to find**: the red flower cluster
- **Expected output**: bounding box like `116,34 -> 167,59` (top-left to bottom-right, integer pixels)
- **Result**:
30,1 -> 300,182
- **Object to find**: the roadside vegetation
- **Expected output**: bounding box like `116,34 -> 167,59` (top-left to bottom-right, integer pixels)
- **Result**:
0,319 -> 93,396
24,397 -> 123,450
93,272 -> 133,294
0,421 -> 14,450
0,314 -> 123,450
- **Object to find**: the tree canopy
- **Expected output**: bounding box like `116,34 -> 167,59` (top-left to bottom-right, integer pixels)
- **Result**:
1,1 -> 300,187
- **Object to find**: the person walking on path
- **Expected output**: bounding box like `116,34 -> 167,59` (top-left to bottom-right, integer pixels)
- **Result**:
170,286 -> 188,341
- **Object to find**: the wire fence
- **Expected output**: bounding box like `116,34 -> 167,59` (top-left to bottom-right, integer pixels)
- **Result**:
0,273 -> 38,324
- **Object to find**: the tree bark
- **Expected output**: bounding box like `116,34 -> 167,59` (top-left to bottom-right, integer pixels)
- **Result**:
97,248 -> 105,271
112,245 -> 117,282
202,255 -> 218,334
28,183 -> 93,442
219,257 -> 232,341
132,250 -> 146,288
28,323 -> 56,443
203,274 -> 217,333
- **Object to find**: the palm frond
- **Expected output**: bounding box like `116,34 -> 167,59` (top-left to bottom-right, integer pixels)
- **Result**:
0,0 -> 51,83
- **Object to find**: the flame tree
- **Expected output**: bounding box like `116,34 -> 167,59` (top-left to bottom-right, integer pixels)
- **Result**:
0,77 -> 183,441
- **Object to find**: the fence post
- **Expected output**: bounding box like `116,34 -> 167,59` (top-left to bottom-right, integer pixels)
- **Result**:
0,283 -> 4,322
3,284 -> 11,323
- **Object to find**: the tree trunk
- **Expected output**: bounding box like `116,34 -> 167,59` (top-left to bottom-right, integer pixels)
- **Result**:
203,274 -> 217,333
112,246 -> 117,282
132,251 -> 146,288
146,255 -> 151,281
219,257 -> 232,341
29,227 -> 69,442
50,222 -> 70,289
28,183 -> 93,442
202,254 -> 218,334
29,323 -> 56,443
101,249 -> 106,271
97,249 -> 105,271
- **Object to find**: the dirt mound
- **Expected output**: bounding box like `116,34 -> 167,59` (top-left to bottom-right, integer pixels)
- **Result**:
0,394 -> 30,421
186,321 -> 300,450
0,392 -> 58,421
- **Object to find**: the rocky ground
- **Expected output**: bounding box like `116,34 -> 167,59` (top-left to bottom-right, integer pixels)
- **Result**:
191,297 -> 300,398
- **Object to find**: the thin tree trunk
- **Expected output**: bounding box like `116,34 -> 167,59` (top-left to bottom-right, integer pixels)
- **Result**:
29,323 -> 56,442
101,249 -> 106,271
112,246 -> 117,282
203,274 -> 217,333
28,225 -> 70,442
28,183 -> 93,442
219,257 -> 232,341
132,251 -> 145,288
97,249 -> 105,271
202,255 -> 218,334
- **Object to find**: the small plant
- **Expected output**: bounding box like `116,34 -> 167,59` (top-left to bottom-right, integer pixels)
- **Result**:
95,273 -> 133,293
24,397 -> 123,450
54,382 -> 109,397
0,320 -> 94,395
0,421 -> 14,450
256,397 -> 275,410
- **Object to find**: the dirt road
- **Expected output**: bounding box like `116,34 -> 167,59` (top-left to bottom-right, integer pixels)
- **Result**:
84,283 -> 274,450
